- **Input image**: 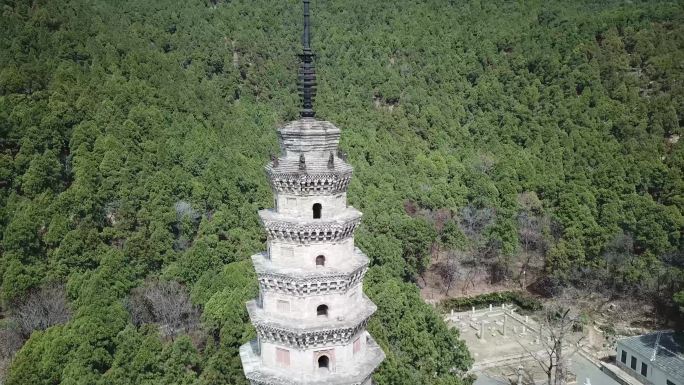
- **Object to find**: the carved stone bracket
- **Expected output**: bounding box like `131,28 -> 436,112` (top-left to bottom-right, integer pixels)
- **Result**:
266,170 -> 352,195
257,264 -> 368,296
253,316 -> 371,349
261,216 -> 361,243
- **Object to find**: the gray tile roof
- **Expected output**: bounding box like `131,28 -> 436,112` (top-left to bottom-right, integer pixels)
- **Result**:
617,331 -> 684,381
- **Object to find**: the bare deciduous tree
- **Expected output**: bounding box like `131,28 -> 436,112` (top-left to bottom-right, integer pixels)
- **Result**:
435,250 -> 464,295
520,306 -> 584,385
127,279 -> 200,339
459,205 -> 495,241
459,258 -> 485,295
518,212 -> 544,255
517,211 -> 548,288
12,283 -> 72,338
0,325 -> 24,360
458,205 -> 503,284
1,282 -> 72,382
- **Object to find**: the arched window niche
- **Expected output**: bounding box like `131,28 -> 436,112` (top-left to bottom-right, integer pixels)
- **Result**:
315,255 -> 325,267
318,355 -> 329,370
316,304 -> 328,317
312,203 -> 322,219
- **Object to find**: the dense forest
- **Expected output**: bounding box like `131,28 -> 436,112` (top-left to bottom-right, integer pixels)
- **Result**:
0,0 -> 682,384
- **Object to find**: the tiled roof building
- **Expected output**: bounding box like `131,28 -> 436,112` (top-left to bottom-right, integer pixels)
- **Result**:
616,331 -> 683,385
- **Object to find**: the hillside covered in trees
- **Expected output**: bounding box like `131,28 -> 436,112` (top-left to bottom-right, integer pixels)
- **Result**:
0,0 -> 682,384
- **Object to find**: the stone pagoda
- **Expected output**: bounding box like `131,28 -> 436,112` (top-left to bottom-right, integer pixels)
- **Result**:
238,1 -> 385,384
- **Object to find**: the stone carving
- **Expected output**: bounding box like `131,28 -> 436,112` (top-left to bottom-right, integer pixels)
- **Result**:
257,265 -> 368,296
253,314 -> 372,349
299,153 -> 306,170
267,170 -> 352,195
261,217 -> 361,243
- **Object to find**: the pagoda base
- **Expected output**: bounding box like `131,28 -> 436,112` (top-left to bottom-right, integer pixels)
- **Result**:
239,335 -> 384,385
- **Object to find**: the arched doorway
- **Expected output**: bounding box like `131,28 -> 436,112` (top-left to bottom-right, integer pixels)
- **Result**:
315,255 -> 325,267
312,203 -> 322,219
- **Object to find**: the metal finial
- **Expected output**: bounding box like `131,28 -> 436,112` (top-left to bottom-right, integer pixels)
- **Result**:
302,0 -> 311,52
298,0 -> 316,118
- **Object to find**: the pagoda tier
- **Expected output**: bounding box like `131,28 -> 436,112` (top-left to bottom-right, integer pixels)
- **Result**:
266,119 -> 354,195
277,119 -> 342,153
266,161 -> 352,195
240,333 -> 384,385
252,248 -> 369,296
259,207 -> 362,244
246,294 -> 375,348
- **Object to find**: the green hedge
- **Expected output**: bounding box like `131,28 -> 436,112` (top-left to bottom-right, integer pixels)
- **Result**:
438,291 -> 542,313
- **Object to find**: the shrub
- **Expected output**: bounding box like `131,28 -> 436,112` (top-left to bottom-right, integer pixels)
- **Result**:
438,291 -> 542,313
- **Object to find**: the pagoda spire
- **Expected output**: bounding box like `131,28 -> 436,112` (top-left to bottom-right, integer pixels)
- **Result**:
298,0 -> 316,118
